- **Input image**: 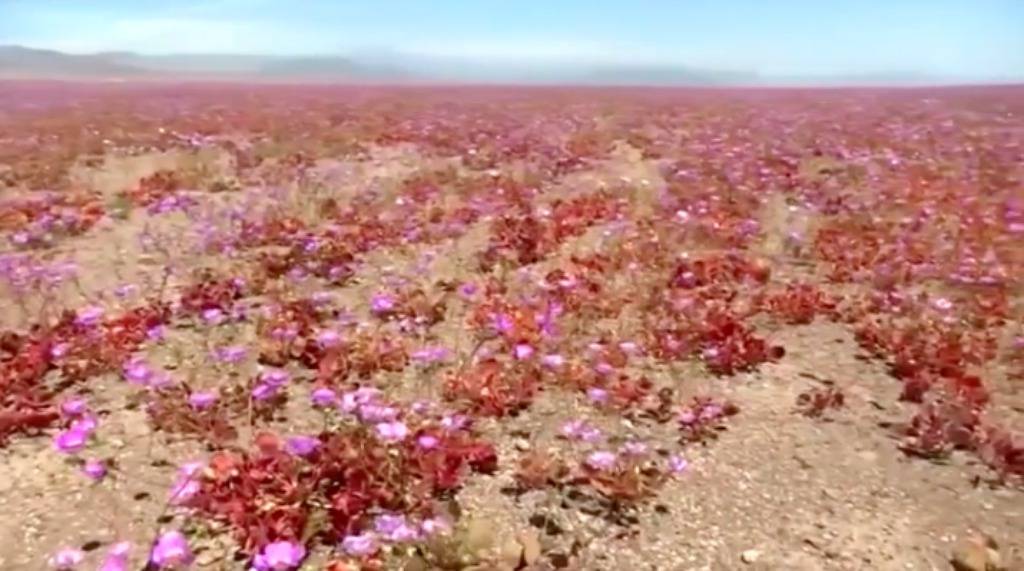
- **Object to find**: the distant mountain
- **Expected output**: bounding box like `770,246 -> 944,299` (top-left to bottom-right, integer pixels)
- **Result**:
0,45 -> 966,86
0,45 -> 148,78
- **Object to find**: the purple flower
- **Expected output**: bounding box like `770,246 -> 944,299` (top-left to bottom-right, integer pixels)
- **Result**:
215,345 -> 247,364
75,305 -> 104,327
60,398 -> 88,417
270,326 -> 298,341
48,547 -> 84,569
340,533 -> 377,557
70,413 -> 98,434
188,391 -> 218,410
99,542 -> 131,571
420,517 -> 451,536
54,429 -> 89,454
621,441 -> 649,457
513,343 -> 535,360
1013,336 -> 1024,351
458,282 -> 478,298
253,540 -> 306,571
311,387 -> 337,407
699,404 -> 723,421
560,419 -> 602,443
594,362 -> 614,375
375,514 -> 421,542
82,458 -> 107,481
376,421 -> 409,442
146,325 -> 165,342
668,455 -> 690,475
358,403 -> 398,423
285,435 -> 321,458
370,293 -> 396,314
169,462 -> 204,504
201,308 -> 225,325
416,434 -> 439,450
114,283 -> 139,299
252,383 -> 279,401
316,329 -> 341,348
586,387 -> 609,404
50,342 -> 70,359
440,413 -> 469,431
678,410 -> 697,425
260,369 -> 290,386
585,451 -> 618,471
123,359 -> 153,385
618,341 -> 639,354
491,312 -> 514,334
311,291 -> 333,306
150,531 -> 193,568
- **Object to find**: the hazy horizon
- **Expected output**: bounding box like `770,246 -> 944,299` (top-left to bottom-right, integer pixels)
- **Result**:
2,0 -> 1022,81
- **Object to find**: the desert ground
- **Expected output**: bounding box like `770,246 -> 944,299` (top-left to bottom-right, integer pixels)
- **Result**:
0,82 -> 1021,570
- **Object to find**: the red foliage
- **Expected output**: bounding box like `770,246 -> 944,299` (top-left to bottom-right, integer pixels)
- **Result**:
186,423 -> 497,553
444,360 -> 541,417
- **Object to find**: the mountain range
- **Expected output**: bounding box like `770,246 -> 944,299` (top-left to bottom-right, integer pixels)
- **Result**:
0,45 -> 975,86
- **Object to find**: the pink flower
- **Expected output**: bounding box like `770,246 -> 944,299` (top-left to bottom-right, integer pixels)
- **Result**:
370,293 -> 396,314
169,462 -> 204,504
560,420 -> 602,443
285,435 -> 321,457
440,413 -> 469,431
586,387 -> 608,404
376,421 -> 409,442
420,517 -> 451,536
458,282 -> 478,298
316,329 -> 341,348
150,531 -> 193,568
251,383 -> 279,401
311,387 -> 337,407
416,434 -> 439,449
375,514 -> 421,542
188,391 -> 218,410
253,540 -> 306,570
82,458 -> 107,481
585,451 -> 618,471
99,542 -> 131,571
54,429 -> 89,454
75,305 -> 104,327
668,455 -> 690,475
201,308 -> 225,325
50,342 -> 70,359
260,369 -> 290,386
358,403 -> 398,423
513,343 -> 535,360
123,359 -> 153,385
491,312 -> 514,334
214,345 -> 247,364
60,398 -> 88,417
621,441 -> 648,457
48,547 -> 84,569
340,533 -> 377,557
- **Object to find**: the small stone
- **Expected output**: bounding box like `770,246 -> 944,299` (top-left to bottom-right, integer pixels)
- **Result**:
951,534 -> 1004,571
741,549 -> 761,564
513,438 -> 530,451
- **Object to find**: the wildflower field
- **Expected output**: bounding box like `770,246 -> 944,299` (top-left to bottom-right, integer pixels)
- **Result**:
0,81 -> 1022,570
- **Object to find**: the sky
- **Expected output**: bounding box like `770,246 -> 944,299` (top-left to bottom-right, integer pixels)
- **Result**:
1,0 -> 1022,78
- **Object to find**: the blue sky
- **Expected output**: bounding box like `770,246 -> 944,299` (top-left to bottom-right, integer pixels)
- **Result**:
1,0 -> 1022,77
